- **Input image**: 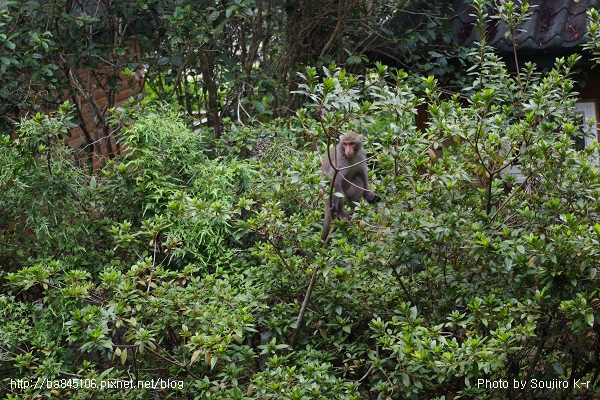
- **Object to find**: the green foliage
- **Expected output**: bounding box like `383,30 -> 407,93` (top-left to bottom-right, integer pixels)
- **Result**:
0,0 -> 149,166
1,104 -> 256,398
1,104 -> 114,273
1,262 -> 260,399
584,8 -> 600,62
379,0 -> 472,84
108,104 -> 253,267
233,5 -> 600,400
3,3 -> 600,400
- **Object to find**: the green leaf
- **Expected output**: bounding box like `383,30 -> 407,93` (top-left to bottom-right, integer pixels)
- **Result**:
173,6 -> 182,19
409,306 -> 418,320
346,56 -> 362,65
0,55 -> 18,65
251,100 -> 265,113
402,373 -> 411,387
171,54 -> 183,67
226,6 -> 237,18
120,348 -> 127,365
107,76 -> 118,89
212,18 -> 228,36
319,328 -> 328,340
553,361 -> 564,375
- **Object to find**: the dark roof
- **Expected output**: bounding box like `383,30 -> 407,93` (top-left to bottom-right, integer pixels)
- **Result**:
369,0 -> 600,70
451,0 -> 599,59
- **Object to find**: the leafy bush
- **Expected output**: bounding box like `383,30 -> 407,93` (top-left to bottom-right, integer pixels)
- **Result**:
239,3 -> 600,399
1,104 -> 257,399
3,2 -> 600,399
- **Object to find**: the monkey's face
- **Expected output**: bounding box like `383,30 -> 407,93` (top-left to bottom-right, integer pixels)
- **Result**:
339,131 -> 363,158
342,141 -> 357,157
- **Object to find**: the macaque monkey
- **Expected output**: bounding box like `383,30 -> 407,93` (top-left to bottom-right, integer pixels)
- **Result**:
321,131 -> 379,241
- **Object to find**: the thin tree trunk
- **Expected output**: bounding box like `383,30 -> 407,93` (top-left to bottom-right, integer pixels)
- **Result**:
201,51 -> 221,139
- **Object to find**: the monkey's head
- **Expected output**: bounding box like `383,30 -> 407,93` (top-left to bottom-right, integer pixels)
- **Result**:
339,131 -> 363,158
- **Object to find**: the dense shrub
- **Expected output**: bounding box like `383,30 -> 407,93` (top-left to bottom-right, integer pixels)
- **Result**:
2,2 -> 600,399
0,104 -> 258,399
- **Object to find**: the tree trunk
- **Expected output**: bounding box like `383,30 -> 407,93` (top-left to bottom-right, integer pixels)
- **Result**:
201,51 -> 221,140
